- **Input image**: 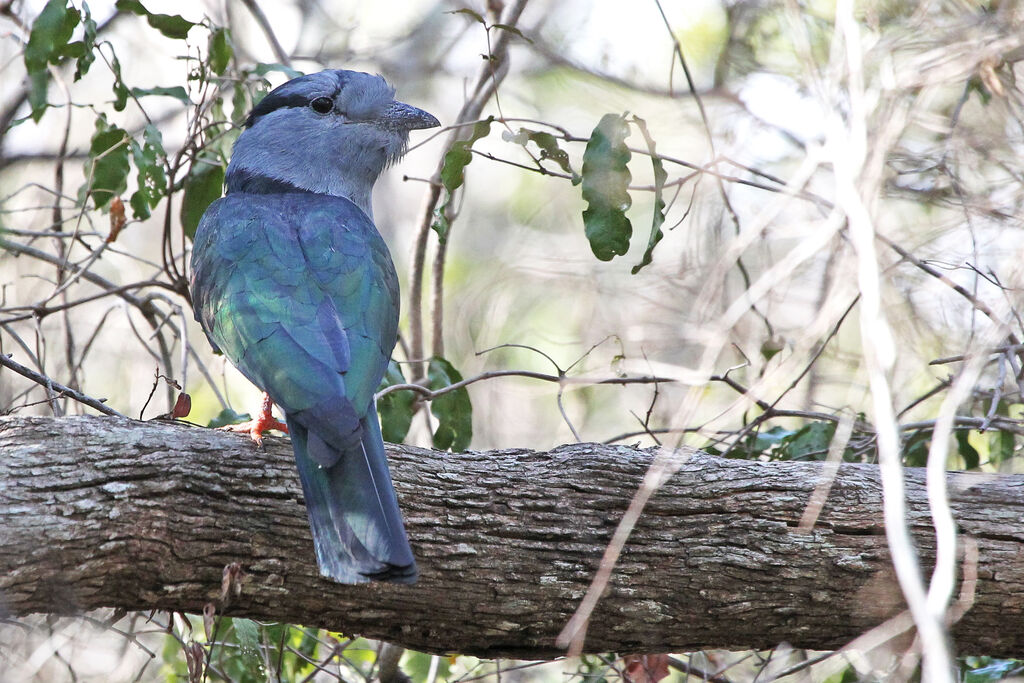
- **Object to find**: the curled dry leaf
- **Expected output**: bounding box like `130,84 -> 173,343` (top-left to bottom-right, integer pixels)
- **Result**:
106,196 -> 127,243
171,392 -> 191,419
622,654 -> 670,683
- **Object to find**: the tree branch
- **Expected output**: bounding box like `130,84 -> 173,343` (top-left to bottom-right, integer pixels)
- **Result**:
2,415 -> 1023,659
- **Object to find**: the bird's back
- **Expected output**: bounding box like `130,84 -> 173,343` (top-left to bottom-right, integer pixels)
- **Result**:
190,190 -> 415,583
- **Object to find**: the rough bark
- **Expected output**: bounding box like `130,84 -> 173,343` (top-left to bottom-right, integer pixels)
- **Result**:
1,415 -> 1023,659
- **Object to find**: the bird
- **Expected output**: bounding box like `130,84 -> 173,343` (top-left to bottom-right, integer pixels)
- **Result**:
189,69 -> 439,584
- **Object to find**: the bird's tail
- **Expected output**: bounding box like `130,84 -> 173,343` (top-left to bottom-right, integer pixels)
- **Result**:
286,414 -> 417,584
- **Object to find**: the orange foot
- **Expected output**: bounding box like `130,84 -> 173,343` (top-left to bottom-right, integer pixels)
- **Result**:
220,392 -> 288,446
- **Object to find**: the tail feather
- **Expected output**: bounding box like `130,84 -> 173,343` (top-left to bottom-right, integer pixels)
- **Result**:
287,415 -> 417,584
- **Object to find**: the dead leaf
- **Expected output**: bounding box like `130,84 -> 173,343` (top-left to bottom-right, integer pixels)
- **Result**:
107,197 -> 127,243
172,392 -> 191,418
622,654 -> 670,683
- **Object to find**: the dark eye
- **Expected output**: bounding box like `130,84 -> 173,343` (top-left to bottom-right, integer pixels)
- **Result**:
310,97 -> 334,114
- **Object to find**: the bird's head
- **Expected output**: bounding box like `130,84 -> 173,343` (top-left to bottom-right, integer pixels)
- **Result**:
225,69 -> 439,217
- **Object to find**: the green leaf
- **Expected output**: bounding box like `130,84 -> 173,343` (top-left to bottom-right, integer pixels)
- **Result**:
750,425 -> 795,456
109,54 -> 129,111
630,116 -> 666,274
115,0 -> 196,39
427,357 -> 473,452
84,116 -> 130,209
208,28 -> 232,76
207,408 -> 251,428
180,155 -> 225,240
778,421 -> 835,461
956,430 -> 979,469
128,124 -> 167,219
377,361 -> 415,443
988,428 -> 1015,467
491,23 -> 533,43
129,85 -> 191,105
903,429 -> 931,467
251,62 -> 304,79
73,2 -> 97,80
447,8 -> 485,24
963,658 -> 1024,682
503,127 -> 578,181
431,116 -> 493,243
581,113 -> 633,261
24,0 -> 80,122
232,618 -> 260,656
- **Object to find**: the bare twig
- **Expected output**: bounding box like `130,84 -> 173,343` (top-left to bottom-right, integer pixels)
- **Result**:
0,353 -> 125,417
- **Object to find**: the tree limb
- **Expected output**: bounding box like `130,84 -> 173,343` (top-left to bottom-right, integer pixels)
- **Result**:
2,415 -> 1023,659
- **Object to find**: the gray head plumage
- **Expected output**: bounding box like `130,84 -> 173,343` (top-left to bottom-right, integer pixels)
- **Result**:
225,69 -> 439,217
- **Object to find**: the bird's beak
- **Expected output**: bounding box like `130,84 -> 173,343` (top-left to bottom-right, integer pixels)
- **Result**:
384,101 -> 440,130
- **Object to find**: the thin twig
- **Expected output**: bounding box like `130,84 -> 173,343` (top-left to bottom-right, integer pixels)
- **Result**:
0,353 -> 126,417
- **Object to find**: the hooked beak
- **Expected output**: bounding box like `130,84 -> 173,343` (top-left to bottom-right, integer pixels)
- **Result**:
384,101 -> 440,131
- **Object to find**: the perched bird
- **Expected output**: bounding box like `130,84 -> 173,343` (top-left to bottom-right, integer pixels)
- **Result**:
190,69 -> 439,584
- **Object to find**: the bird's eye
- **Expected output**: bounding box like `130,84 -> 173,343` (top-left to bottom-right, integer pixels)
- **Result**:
310,97 -> 334,114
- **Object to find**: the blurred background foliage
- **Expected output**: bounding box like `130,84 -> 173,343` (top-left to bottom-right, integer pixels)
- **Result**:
3,0 -> 1024,680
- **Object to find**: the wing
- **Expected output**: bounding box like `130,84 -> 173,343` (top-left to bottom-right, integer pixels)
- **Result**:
190,192 -> 399,456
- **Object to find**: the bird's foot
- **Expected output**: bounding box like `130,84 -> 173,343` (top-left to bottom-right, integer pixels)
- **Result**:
220,392 -> 288,446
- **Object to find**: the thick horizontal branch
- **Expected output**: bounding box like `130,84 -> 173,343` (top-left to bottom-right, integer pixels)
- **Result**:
2,416 -> 1024,659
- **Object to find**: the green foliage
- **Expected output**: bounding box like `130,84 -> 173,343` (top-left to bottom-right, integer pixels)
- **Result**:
581,113 -> 633,261
128,124 -> 167,219
503,127 -> 580,182
208,28 -> 233,76
114,0 -> 196,40
433,116 -> 494,244
377,361 -> 415,443
428,356 -> 473,451
961,656 -> 1024,682
130,85 -> 191,105
206,408 -> 251,428
83,115 -> 131,209
956,430 -> 980,469
24,0 -> 80,121
181,155 -> 226,240
630,115 -> 666,274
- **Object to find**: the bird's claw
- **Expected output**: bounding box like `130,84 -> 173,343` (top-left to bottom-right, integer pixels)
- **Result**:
221,393 -> 288,446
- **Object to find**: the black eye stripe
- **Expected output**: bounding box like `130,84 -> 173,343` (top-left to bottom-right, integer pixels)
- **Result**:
245,92 -> 339,127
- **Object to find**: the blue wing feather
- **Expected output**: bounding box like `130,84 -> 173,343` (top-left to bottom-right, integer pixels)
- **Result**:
191,191 -> 415,583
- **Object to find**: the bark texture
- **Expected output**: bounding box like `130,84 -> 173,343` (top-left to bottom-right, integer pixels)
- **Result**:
2,415 -> 1023,659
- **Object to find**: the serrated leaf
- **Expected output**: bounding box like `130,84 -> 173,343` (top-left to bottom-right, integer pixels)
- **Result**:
377,361 -> 415,443
109,54 -> 129,111
447,8 -> 485,23
180,156 -> 225,240
431,116 -> 493,243
508,127 -> 578,180
630,116 -> 666,274
115,0 -> 195,39
208,28 -> 232,75
427,357 -> 472,452
581,113 -> 632,261
85,116 -> 130,209
128,124 -> 167,219
24,0 -> 80,122
129,85 -> 190,105
74,2 -> 97,80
